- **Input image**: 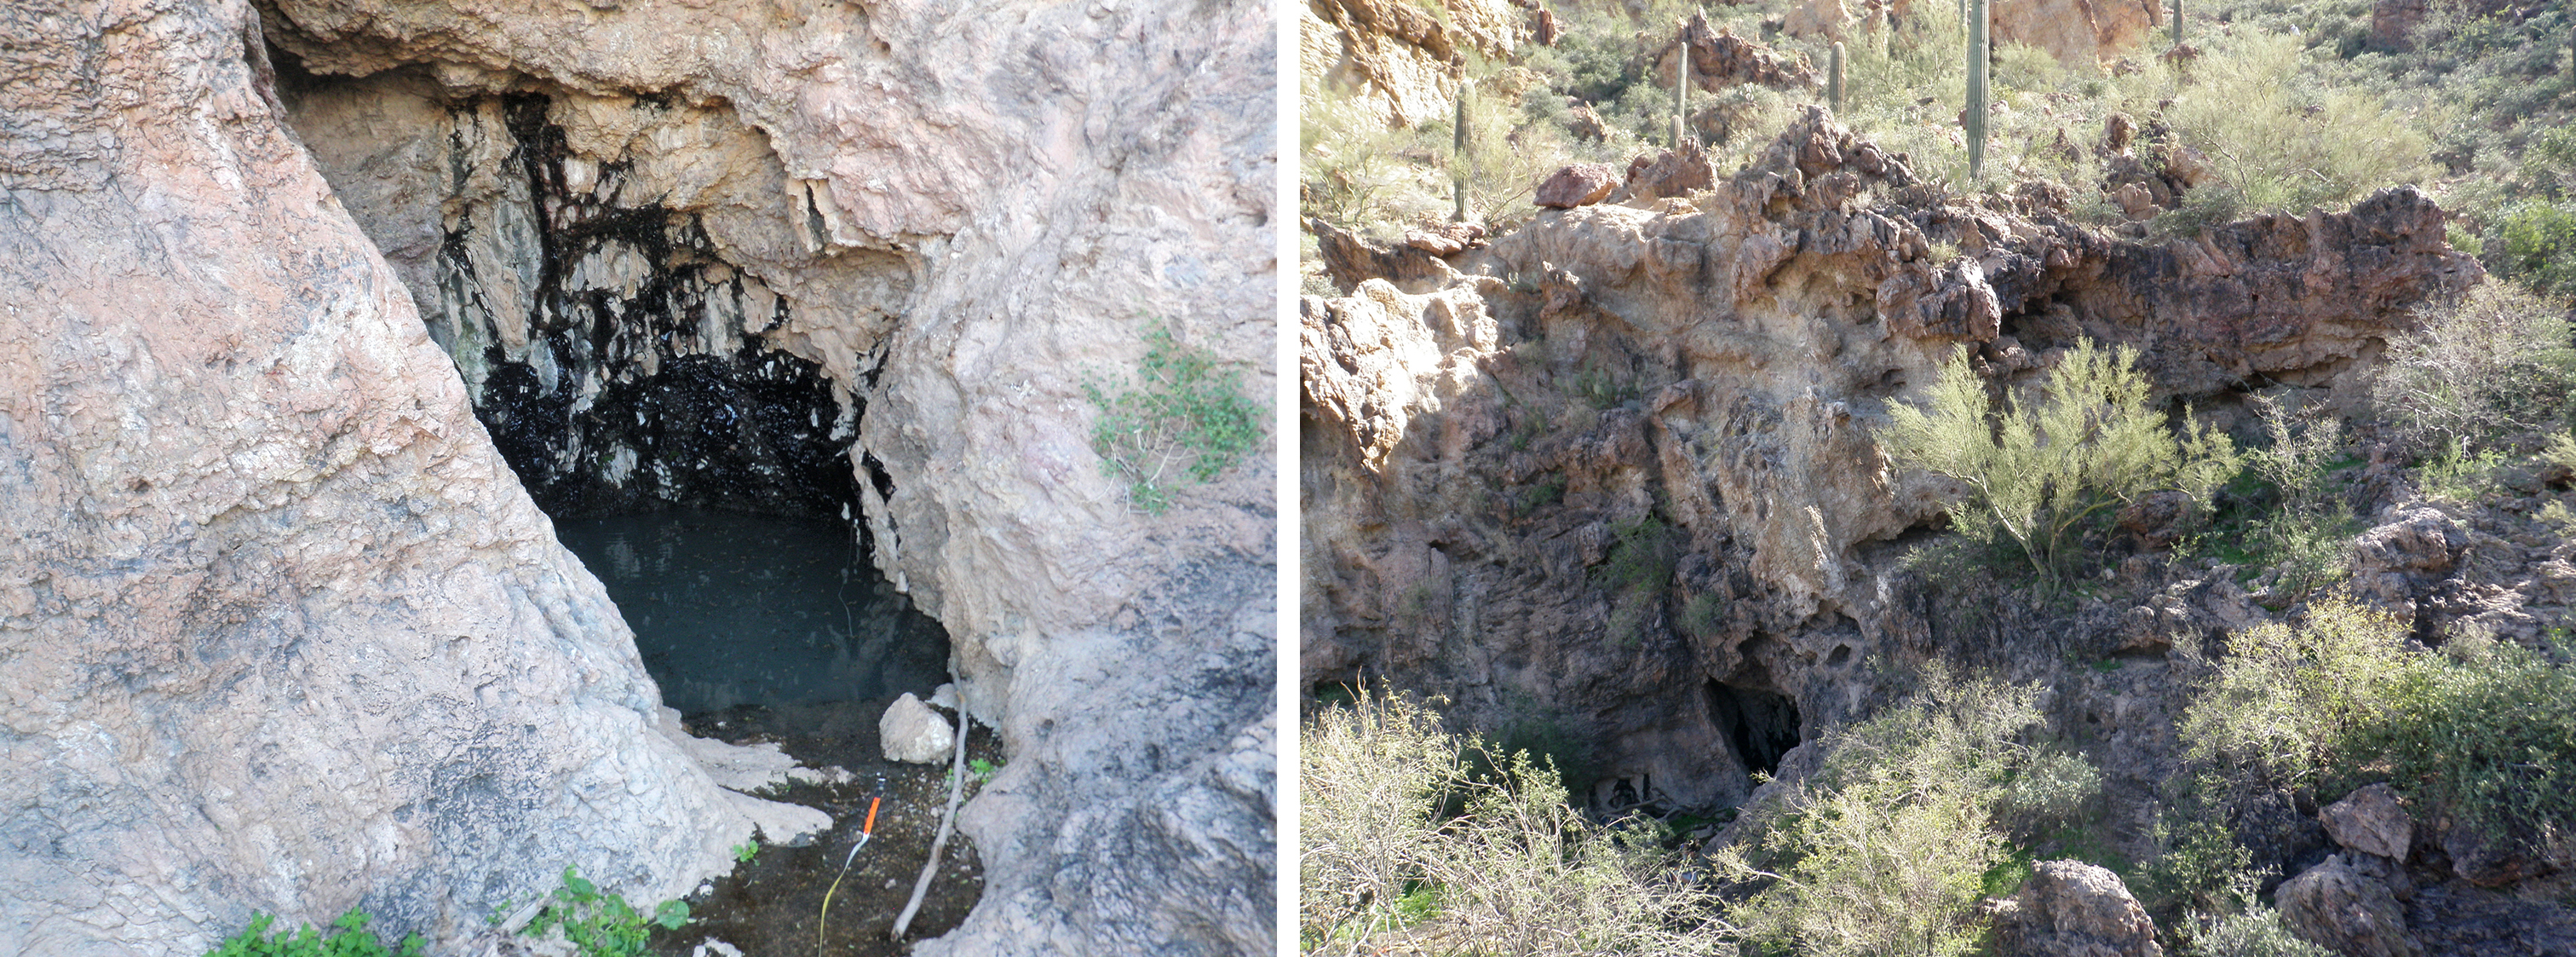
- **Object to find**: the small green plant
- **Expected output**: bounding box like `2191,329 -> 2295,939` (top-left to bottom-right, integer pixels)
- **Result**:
969,757 -> 1003,785
521,865 -> 689,957
732,840 -> 758,864
2187,904 -> 2332,957
206,909 -> 424,957
1082,320 -> 1264,515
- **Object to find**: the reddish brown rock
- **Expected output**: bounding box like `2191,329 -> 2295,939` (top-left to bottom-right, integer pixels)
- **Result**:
1615,141 -> 1721,204
1536,163 -> 1620,208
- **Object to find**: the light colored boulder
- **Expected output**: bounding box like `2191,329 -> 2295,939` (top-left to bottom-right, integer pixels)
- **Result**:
881,693 -> 957,764
2320,783 -> 2413,861
2280,854 -> 2424,957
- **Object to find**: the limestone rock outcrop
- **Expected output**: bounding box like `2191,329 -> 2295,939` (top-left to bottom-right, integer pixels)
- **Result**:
7,0 -> 1275,953
1302,108 -> 2476,821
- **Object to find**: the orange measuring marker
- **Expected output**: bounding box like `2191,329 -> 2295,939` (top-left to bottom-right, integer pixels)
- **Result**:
817,796 -> 884,955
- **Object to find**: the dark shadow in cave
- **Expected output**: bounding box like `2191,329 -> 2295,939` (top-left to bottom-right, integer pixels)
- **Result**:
1705,678 -> 1803,780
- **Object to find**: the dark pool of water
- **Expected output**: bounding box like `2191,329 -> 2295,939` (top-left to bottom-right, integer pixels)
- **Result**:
553,510 -> 951,715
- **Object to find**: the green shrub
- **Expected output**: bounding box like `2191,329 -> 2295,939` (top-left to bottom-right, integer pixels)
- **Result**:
2496,200 -> 2576,295
1712,667 -> 2086,957
2180,596 -> 2576,850
520,865 -> 690,957
1082,320 -> 1265,515
1299,687 -> 1730,955
2187,904 -> 2332,957
206,909 -> 423,957
1876,338 -> 2240,585
2372,281 -> 2576,455
2241,395 -> 2357,599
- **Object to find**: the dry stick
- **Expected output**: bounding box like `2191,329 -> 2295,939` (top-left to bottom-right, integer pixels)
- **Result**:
893,712 -> 970,939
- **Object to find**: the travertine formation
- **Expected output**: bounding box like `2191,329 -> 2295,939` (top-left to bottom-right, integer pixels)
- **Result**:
3,0 -> 1273,952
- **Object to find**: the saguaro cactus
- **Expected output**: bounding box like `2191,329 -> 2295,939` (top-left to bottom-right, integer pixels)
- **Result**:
1967,0 -> 1988,182
1453,74 -> 1470,222
2172,0 -> 2184,47
1830,41 -> 1846,114
1673,22 -> 1691,147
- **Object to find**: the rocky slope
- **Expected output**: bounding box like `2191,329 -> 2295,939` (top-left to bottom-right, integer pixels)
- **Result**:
2,0 -> 1274,953
1302,107 -> 2478,815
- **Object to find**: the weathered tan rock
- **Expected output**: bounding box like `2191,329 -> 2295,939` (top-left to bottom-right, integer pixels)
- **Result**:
2323,783 -> 2415,862
1536,163 -> 1620,208
1992,0 -> 2165,67
1998,860 -> 2164,957
1303,0 -> 1522,128
881,693 -> 956,764
2280,855 -> 2426,957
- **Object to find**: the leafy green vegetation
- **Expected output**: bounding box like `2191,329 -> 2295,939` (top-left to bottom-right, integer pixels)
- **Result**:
1300,686 -> 1729,954
731,840 -> 758,864
2372,281 -> 2576,457
1877,338 -> 2240,585
205,909 -> 423,957
1081,320 -> 1264,515
2181,596 -> 2576,849
1712,667 -> 2099,957
520,865 -> 691,957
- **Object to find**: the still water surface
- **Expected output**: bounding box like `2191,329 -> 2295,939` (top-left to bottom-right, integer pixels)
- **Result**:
553,510 -> 950,715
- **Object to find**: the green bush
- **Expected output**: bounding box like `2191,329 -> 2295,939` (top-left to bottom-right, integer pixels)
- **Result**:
1712,667 -> 2089,957
2496,200 -> 2576,295
2240,395 -> 2357,599
2180,595 -> 2576,849
2188,904 -> 2332,957
1082,320 -> 1265,515
1299,687 -> 1729,955
1876,338 -> 2240,585
206,909 -> 423,957
2372,281 -> 2576,455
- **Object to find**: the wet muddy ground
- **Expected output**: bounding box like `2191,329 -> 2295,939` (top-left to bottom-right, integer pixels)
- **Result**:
651,698 -> 1002,956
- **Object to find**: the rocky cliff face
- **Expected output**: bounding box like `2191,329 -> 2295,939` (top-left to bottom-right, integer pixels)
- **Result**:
0,0 -> 821,951
1302,110 -> 2478,816
3,0 -> 1274,952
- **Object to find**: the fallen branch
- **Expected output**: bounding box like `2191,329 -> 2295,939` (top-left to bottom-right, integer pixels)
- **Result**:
893,710 -> 970,939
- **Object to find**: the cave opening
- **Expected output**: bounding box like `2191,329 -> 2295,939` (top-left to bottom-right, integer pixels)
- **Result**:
1705,679 -> 1803,781
273,56 -> 951,719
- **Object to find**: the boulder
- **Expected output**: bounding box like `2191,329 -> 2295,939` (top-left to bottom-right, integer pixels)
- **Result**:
881,693 -> 957,764
1999,860 -> 2165,957
2320,783 -> 2413,862
1614,142 -> 1721,205
2280,855 -> 2425,957
1536,163 -> 1620,208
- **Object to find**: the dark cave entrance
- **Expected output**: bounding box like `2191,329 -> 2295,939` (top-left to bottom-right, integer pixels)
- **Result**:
1705,679 -> 1803,781
273,64 -> 951,717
